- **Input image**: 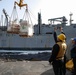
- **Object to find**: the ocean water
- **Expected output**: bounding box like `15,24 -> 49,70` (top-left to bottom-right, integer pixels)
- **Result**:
0,50 -> 51,55
0,50 -> 52,60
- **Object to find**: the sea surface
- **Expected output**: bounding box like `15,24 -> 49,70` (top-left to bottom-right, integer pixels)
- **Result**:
0,50 -> 51,54
0,50 -> 51,60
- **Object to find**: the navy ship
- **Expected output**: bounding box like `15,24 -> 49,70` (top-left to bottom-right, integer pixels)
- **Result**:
0,0 -> 76,50
0,11 -> 76,50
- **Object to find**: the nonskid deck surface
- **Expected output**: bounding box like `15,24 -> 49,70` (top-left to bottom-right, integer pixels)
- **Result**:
0,61 -> 71,75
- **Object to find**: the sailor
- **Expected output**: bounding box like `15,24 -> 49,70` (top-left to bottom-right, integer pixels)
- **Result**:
70,38 -> 76,75
53,27 -> 67,74
49,33 -> 67,75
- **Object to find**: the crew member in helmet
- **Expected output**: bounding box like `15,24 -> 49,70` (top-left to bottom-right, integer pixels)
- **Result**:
49,34 -> 67,75
53,27 -> 67,74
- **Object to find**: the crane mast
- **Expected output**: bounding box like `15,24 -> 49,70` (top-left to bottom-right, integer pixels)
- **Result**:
48,16 -> 67,26
2,9 -> 9,27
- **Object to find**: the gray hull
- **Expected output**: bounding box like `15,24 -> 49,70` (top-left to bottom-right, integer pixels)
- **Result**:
0,24 -> 76,50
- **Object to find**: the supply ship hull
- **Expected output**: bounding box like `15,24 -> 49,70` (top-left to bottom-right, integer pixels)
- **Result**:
0,23 -> 76,50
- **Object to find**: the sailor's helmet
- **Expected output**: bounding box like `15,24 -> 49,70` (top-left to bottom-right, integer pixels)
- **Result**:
57,34 -> 66,41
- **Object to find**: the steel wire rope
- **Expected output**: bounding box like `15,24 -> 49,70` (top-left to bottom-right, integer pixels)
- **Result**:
23,0 -> 38,24
22,7 -> 33,26
27,8 -> 38,24
10,4 -> 19,23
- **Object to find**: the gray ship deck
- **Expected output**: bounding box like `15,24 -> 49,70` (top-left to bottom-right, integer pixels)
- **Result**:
0,61 -> 71,75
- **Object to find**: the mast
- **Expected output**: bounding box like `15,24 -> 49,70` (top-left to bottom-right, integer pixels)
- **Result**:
3,9 -> 8,26
69,13 -> 73,25
38,12 -> 42,34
